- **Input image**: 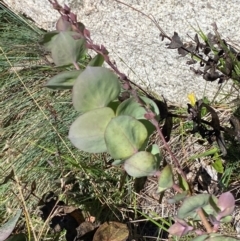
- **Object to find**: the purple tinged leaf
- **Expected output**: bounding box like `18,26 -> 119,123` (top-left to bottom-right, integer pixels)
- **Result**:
218,192 -> 235,211
194,230 -> 206,236
56,16 -> 71,32
123,82 -> 130,90
216,192 -> 235,220
168,218 -> 193,237
168,223 -> 184,236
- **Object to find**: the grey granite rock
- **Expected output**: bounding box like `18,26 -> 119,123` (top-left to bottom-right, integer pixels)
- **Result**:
3,0 -> 240,104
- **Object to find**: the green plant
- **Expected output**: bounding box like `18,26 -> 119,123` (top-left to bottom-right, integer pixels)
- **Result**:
38,1 -> 240,240
2,0 -> 240,240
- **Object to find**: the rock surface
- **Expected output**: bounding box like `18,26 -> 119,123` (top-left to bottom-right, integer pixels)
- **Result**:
3,0 -> 240,104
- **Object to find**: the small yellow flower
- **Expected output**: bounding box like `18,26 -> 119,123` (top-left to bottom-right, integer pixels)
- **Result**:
187,93 -> 196,106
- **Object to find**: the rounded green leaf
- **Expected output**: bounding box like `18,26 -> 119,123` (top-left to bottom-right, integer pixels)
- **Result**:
69,107 -> 115,153
158,165 -> 174,193
46,70 -> 82,89
177,194 -> 211,219
116,96 -> 159,120
50,31 -> 87,66
73,66 -> 121,113
124,151 -> 157,177
105,116 -> 148,160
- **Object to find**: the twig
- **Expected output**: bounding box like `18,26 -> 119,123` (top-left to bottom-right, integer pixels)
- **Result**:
197,209 -> 213,233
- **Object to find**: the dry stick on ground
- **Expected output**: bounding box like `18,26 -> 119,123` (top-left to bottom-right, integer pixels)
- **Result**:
48,0 -> 214,233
